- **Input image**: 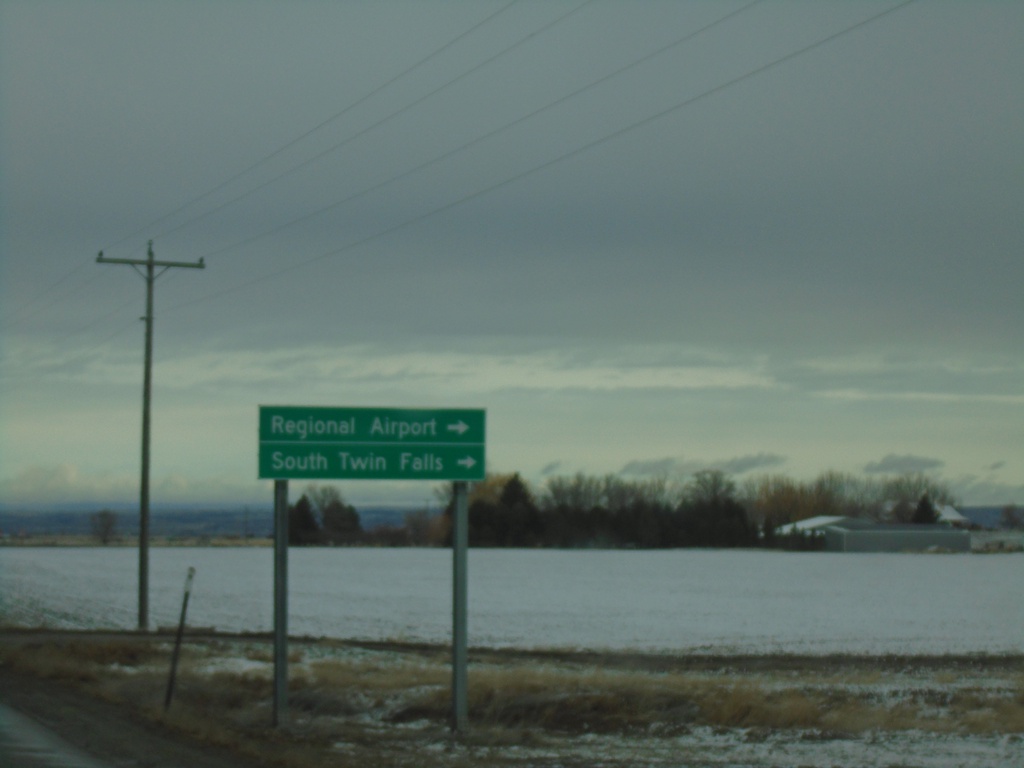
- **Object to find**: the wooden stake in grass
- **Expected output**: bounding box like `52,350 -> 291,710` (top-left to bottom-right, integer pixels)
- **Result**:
164,567 -> 196,711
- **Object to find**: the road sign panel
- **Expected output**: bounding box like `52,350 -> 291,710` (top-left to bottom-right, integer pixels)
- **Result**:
258,406 -> 485,480
259,406 -> 484,445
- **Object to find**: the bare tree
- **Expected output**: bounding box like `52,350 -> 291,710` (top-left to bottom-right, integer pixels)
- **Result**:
541,472 -> 604,512
889,499 -> 915,524
404,509 -> 434,545
304,484 -> 361,544
90,509 -> 118,545
1002,505 -> 1023,529
880,473 -> 957,508
683,469 -> 737,506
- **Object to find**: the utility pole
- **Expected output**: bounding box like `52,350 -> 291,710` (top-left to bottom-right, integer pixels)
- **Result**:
97,241 -> 204,630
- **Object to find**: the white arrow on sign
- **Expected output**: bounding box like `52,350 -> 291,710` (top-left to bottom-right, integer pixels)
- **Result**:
457,456 -> 476,469
447,420 -> 470,435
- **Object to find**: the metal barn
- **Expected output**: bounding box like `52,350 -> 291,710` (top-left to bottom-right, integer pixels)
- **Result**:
823,520 -> 971,553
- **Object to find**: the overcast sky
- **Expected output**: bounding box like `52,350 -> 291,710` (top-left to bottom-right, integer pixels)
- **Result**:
1,0 -> 1021,509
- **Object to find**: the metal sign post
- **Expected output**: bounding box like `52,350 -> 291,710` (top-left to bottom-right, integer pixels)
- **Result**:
273,479 -> 289,726
451,481 -> 469,731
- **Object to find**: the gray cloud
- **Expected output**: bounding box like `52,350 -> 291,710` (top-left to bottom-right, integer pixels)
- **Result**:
620,458 -> 683,477
716,453 -> 787,475
2,3 -> 1022,508
620,453 -> 786,478
863,454 -> 945,475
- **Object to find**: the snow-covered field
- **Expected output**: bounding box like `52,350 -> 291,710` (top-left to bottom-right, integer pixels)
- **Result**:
2,547 -> 1021,654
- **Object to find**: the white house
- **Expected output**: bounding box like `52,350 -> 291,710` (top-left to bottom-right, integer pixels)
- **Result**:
775,516 -> 852,536
936,505 -> 970,527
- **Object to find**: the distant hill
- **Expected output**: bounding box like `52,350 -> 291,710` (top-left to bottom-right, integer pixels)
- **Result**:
958,506 -> 1011,530
2,504 -> 1012,540
0,506 -> 418,539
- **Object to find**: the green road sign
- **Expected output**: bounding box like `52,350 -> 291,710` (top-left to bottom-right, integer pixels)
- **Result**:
258,406 -> 485,480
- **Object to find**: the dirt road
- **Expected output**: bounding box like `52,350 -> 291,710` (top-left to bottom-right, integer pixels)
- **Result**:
0,669 -> 254,768
1,700 -> 110,768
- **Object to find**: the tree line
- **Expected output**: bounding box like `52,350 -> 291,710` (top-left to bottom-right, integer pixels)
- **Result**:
78,471 -> 1017,546
285,469 -> 968,550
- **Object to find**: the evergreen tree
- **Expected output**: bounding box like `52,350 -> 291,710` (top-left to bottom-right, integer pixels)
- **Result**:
497,473 -> 543,546
468,499 -> 499,547
322,499 -> 361,544
288,494 -> 320,545
911,493 -> 939,525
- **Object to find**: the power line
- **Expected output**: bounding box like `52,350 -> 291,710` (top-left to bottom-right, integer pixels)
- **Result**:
150,0 -> 596,245
0,260 -> 88,325
14,1 -> 917,350
48,298 -> 139,350
1,269 -> 108,330
167,0 -> 918,313
6,3 -> 522,331
194,0 -> 764,265
99,1 -> 522,254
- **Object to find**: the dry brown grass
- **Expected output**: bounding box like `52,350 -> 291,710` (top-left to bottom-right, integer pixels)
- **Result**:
694,683 -> 826,729
2,637 -> 165,683
3,634 -> 1022,768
